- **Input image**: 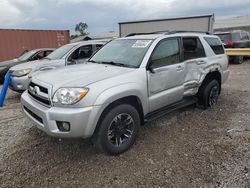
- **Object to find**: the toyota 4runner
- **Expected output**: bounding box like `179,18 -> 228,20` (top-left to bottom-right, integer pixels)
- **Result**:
21,31 -> 229,155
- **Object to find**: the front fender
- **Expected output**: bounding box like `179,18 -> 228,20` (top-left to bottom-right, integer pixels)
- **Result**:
94,83 -> 149,115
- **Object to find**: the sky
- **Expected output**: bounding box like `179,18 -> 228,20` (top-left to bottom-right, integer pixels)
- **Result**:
0,0 -> 250,36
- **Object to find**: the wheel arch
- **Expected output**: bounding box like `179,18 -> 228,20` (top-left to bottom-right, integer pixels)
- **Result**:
199,69 -> 222,94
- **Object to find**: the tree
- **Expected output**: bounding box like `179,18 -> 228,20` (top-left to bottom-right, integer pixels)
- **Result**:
75,22 -> 88,36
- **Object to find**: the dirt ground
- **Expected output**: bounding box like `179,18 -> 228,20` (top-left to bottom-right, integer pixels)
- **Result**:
0,61 -> 250,188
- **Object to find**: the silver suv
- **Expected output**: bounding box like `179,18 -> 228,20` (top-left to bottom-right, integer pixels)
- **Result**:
21,32 -> 229,155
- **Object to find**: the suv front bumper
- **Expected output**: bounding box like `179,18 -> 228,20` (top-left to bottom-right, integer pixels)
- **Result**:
21,90 -> 102,138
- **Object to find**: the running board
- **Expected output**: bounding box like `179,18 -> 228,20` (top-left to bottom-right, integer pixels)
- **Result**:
144,97 -> 198,123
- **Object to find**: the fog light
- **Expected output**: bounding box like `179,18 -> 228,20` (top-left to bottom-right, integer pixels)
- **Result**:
57,121 -> 70,132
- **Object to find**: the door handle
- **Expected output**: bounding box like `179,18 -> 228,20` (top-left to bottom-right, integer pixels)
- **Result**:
197,60 -> 206,65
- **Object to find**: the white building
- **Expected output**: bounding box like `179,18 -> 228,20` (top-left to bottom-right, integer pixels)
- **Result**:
214,15 -> 250,31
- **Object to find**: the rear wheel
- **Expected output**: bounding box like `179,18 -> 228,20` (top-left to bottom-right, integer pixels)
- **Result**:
198,79 -> 220,109
93,104 -> 140,155
233,56 -> 244,64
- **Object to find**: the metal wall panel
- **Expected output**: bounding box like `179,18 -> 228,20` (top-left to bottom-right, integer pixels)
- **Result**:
0,29 -> 70,61
119,15 -> 214,37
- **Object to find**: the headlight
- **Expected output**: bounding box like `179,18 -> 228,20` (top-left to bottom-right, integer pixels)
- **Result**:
11,68 -> 32,77
52,88 -> 89,105
0,66 -> 7,72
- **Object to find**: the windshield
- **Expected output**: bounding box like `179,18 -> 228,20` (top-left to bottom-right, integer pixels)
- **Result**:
18,50 -> 36,61
46,44 -> 75,60
89,39 -> 152,68
216,33 -> 232,42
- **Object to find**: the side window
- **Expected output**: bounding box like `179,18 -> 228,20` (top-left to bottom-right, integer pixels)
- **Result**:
32,51 -> 44,60
45,50 -> 53,56
183,37 -> 206,60
241,32 -> 249,40
78,45 -> 93,59
69,45 -> 93,60
150,38 -> 180,68
204,37 -> 224,55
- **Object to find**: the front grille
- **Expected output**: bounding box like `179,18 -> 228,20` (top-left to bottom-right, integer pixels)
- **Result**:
23,106 -> 43,124
30,82 -> 48,93
28,82 -> 51,106
28,90 -> 51,105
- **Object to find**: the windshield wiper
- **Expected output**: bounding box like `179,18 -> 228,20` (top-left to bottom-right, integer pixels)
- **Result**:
99,61 -> 136,68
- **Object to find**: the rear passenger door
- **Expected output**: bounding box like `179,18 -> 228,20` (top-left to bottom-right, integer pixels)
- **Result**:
182,37 -> 207,85
147,37 -> 186,112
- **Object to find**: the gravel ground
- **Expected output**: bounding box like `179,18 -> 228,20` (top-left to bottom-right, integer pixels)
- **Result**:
0,61 -> 250,187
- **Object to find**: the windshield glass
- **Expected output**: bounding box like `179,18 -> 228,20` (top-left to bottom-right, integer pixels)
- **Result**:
89,39 -> 152,68
46,44 -> 75,60
216,33 -> 231,42
18,50 -> 36,61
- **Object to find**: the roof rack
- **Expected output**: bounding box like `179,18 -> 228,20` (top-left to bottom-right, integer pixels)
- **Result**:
165,30 -> 211,35
126,30 -> 211,37
125,31 -> 166,37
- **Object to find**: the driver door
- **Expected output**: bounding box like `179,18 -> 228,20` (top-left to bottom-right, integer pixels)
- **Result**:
147,37 -> 186,112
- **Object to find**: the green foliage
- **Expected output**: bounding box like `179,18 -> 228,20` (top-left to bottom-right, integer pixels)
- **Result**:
70,34 -> 79,40
75,22 -> 88,36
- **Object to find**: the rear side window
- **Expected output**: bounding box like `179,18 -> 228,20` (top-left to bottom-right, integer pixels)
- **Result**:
204,37 -> 224,55
182,37 -> 206,60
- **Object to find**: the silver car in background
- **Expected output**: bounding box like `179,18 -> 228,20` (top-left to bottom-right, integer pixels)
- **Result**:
9,40 -> 108,92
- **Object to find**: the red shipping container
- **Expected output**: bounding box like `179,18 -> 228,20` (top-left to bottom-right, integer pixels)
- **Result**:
0,29 -> 70,62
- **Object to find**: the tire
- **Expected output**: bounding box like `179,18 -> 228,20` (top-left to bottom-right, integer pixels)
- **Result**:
198,79 -> 220,109
233,56 -> 244,64
93,104 -> 140,155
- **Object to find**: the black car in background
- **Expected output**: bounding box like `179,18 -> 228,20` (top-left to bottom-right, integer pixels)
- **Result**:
0,48 -> 54,84
215,30 -> 250,64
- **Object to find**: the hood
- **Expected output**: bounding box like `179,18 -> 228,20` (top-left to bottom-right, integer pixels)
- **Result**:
33,63 -> 134,88
0,59 -> 24,68
9,59 -> 63,71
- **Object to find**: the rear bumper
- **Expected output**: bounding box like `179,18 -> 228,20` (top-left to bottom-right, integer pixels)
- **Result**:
9,75 -> 30,91
21,90 -> 102,138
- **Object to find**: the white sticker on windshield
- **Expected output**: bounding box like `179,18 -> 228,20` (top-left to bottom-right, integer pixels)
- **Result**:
132,40 -> 152,48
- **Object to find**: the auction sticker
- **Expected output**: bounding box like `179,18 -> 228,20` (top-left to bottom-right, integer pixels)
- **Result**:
132,40 -> 152,48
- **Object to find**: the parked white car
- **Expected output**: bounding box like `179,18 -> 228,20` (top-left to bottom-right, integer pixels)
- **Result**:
9,40 -> 108,92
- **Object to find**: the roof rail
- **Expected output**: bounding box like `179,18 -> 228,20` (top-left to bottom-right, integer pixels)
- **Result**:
126,30 -> 211,37
165,30 -> 211,35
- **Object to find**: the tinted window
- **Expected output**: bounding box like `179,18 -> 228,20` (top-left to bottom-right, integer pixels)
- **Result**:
45,50 -> 53,56
70,45 -> 93,60
204,37 -> 224,55
241,31 -> 249,40
183,37 -> 206,60
151,38 -> 180,68
32,51 -> 45,60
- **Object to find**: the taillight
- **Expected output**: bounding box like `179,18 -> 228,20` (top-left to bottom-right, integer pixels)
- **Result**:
224,40 -> 234,48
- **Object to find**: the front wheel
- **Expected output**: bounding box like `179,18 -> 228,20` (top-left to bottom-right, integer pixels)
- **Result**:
198,79 -> 220,109
93,104 -> 140,155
